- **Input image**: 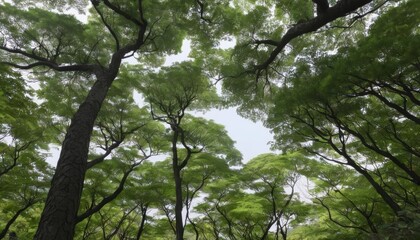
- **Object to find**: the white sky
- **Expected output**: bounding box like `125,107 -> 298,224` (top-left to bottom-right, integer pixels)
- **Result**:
196,108 -> 273,162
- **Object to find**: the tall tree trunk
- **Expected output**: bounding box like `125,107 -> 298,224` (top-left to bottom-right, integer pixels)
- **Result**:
136,204 -> 148,240
34,74 -> 113,240
173,166 -> 184,240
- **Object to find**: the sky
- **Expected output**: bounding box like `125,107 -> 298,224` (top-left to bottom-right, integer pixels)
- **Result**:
195,108 -> 273,162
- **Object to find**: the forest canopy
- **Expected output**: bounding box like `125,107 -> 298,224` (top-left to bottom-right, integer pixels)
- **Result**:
0,0 -> 419,239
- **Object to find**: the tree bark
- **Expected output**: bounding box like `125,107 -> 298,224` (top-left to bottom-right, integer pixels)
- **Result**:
174,164 -> 185,240
34,73 -> 113,240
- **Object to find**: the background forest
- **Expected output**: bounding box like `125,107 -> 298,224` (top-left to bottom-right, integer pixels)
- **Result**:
0,0 -> 419,239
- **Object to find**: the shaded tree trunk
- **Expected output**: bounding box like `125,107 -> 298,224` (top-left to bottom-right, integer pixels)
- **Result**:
173,165 -> 184,240
136,204 -> 148,240
34,73 -> 114,240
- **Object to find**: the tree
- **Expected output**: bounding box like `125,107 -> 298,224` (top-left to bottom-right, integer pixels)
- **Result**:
0,157 -> 52,239
183,153 -> 235,239
193,174 -> 244,240
308,162 -> 391,238
241,153 -> 307,240
0,1 -> 149,237
139,61 -> 241,239
221,0 -> 384,114
192,153 -> 311,240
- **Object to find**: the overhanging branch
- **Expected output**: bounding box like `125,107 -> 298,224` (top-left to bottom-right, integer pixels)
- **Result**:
253,0 -> 373,77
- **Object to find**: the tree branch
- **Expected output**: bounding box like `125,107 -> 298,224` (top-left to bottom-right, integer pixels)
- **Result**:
102,0 -> 143,26
77,158 -> 146,223
91,0 -> 120,51
253,0 -> 373,78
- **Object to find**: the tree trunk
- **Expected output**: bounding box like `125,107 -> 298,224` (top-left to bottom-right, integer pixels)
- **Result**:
173,165 -> 184,240
34,74 -> 113,240
136,204 -> 148,240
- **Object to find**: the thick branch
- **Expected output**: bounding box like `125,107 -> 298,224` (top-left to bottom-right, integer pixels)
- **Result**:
1,60 -> 96,72
87,140 -> 123,169
254,0 -> 372,75
313,0 -> 330,15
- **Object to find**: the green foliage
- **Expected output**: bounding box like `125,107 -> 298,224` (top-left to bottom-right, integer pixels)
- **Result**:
376,209 -> 420,240
1,0 -> 419,239
264,1 -> 420,238
0,64 -> 52,240
138,61 -> 220,113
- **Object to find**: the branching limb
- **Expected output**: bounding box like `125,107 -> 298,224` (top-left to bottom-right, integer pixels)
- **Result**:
91,0 -> 120,51
196,0 -> 212,23
77,158 -> 146,223
0,141 -> 34,177
102,0 -> 143,26
316,197 -> 370,233
253,0 -> 373,79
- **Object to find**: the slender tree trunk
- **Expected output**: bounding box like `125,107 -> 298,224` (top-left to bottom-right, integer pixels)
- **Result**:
34,74 -> 113,240
136,204 -> 148,240
173,165 -> 184,240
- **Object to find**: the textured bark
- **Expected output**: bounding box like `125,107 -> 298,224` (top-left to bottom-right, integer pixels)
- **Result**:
32,1 -> 148,236
34,74 -> 113,240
